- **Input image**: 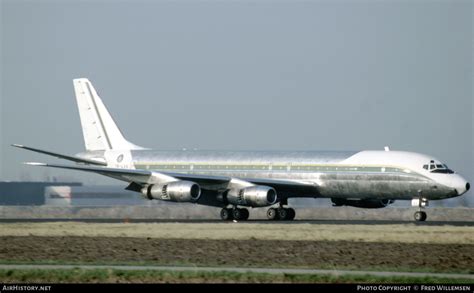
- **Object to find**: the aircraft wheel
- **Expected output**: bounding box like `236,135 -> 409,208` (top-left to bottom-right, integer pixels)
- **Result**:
239,208 -> 249,220
286,208 -> 296,220
220,208 -> 233,221
277,208 -> 288,220
267,208 -> 278,220
232,208 -> 243,220
414,211 -> 427,222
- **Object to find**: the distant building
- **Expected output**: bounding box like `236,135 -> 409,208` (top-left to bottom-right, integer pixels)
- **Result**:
0,181 -> 82,205
45,185 -> 146,206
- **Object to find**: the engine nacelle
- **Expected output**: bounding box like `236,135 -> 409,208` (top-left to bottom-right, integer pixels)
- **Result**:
226,185 -> 278,207
331,198 -> 394,209
143,181 -> 201,202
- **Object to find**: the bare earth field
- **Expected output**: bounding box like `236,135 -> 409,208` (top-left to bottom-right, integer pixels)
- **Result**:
0,222 -> 473,274
0,236 -> 473,273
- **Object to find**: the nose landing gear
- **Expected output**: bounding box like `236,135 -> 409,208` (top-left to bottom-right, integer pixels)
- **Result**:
412,195 -> 428,222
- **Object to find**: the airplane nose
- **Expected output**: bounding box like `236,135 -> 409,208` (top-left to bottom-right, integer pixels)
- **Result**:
449,175 -> 470,196
455,181 -> 469,196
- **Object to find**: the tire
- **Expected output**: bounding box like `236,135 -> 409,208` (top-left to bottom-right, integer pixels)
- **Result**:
240,208 -> 249,220
286,208 -> 296,220
232,208 -> 242,220
220,208 -> 232,221
267,208 -> 278,220
420,211 -> 427,221
414,211 -> 427,222
277,208 -> 288,220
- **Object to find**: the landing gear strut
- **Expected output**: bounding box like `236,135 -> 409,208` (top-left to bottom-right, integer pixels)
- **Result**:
220,207 -> 249,221
267,207 -> 296,221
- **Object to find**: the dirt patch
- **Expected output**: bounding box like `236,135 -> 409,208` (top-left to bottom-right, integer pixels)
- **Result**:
0,236 -> 472,273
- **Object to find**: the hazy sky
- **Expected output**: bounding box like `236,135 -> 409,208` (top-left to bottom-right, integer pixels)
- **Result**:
1,0 -> 472,205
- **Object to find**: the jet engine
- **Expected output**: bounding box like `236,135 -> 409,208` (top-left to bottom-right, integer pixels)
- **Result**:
143,181 -> 201,202
331,198 -> 394,209
226,185 -> 278,207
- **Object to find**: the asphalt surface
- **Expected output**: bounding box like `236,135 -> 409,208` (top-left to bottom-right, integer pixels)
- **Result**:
0,219 -> 473,226
0,264 -> 472,280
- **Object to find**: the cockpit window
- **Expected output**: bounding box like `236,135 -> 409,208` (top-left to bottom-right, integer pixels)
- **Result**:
424,161 -> 454,174
431,169 -> 454,174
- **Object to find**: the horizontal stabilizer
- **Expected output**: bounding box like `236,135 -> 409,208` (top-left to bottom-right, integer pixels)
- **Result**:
12,144 -> 107,166
24,161 -> 149,176
24,162 -> 177,185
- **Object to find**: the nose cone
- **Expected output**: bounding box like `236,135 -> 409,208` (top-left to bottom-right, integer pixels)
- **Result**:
451,175 -> 470,196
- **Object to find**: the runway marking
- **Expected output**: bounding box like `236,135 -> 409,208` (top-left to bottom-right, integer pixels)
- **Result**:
0,264 -> 472,280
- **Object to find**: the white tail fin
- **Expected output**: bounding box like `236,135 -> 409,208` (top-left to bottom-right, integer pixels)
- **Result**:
73,78 -> 145,151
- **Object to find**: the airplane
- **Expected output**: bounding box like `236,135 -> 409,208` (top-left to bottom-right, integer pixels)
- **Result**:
13,78 -> 470,222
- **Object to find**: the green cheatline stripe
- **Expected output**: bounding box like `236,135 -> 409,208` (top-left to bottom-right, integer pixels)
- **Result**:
133,164 -> 409,174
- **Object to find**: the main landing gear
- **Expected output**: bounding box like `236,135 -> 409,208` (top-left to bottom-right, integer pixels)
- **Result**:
220,207 -> 249,221
266,206 -> 296,221
219,206 -> 296,221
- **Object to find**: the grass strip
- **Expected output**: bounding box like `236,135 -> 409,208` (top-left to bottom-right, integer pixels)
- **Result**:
0,268 -> 472,284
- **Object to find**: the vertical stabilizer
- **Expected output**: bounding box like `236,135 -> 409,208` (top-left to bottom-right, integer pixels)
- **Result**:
73,78 -> 145,151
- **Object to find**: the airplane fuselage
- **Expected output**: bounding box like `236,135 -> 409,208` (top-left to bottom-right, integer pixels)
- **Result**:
78,149 -> 467,203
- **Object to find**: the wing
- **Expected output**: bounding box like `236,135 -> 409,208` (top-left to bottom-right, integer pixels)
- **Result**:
245,177 -> 319,196
24,162 -> 230,186
25,162 -> 318,197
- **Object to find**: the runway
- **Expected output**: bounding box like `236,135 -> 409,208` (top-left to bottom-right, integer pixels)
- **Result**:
1,264 -> 473,280
0,219 -> 473,226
